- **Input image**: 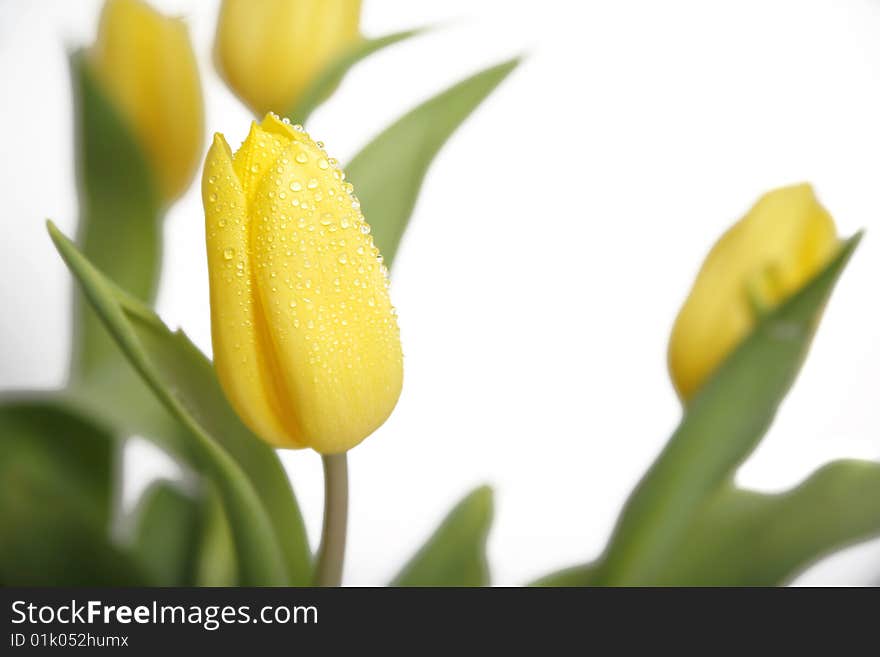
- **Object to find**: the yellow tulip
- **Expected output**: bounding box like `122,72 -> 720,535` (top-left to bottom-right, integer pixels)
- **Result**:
90,0 -> 203,202
203,114 -> 403,454
668,184 -> 839,402
215,0 -> 362,116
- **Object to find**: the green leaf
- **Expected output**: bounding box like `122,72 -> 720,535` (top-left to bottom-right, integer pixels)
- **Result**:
194,484 -> 239,586
132,481 -> 203,586
69,51 -> 163,379
596,235 -> 862,585
653,460 -> 880,586
0,398 -> 114,528
48,222 -> 312,586
126,312 -> 313,585
0,399 -> 145,585
530,563 -> 600,587
287,28 -> 425,124
347,57 -> 520,268
391,486 -> 493,586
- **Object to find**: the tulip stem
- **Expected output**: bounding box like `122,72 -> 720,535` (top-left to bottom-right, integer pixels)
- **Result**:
314,452 -> 349,586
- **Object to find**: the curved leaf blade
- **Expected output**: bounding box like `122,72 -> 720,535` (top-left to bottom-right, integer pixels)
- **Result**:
287,28 -> 425,124
132,481 -> 203,586
126,312 -> 313,585
347,57 -> 520,268
194,484 -> 239,586
391,486 -> 493,586
654,460 -> 880,586
597,235 -> 862,585
49,222 -> 309,585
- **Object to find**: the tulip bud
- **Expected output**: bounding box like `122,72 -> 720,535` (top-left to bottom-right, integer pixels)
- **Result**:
203,114 -> 402,454
90,0 -> 203,202
668,184 -> 839,402
215,0 -> 362,116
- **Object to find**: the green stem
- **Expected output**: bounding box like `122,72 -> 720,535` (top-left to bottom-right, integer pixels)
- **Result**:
314,452 -> 348,586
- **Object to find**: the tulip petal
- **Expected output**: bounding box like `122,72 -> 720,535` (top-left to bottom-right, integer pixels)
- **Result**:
204,134 -> 304,448
91,0 -> 203,202
216,0 -> 362,116
248,119 -> 403,453
668,184 -> 839,401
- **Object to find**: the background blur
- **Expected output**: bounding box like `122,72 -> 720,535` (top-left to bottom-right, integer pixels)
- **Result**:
1,0 -> 879,585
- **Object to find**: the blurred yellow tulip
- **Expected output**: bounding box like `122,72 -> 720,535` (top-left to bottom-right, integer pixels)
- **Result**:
203,114 -> 402,454
668,184 -> 839,402
215,0 -> 362,116
90,0 -> 203,202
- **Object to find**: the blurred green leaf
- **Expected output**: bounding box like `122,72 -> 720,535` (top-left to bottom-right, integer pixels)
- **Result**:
69,51 -> 163,380
530,563 -> 599,587
347,57 -> 520,268
132,481 -> 203,586
0,398 -> 114,527
391,486 -> 493,586
593,235 -> 862,585
653,460 -> 880,585
66,54 -> 187,515
0,399 -> 145,585
287,28 -> 425,124
48,222 -> 311,586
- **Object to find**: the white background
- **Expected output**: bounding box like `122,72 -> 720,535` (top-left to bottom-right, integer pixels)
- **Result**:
1,0 -> 879,585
